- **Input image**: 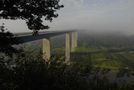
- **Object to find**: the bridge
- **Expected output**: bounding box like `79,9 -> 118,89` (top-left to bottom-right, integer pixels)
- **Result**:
14,30 -> 78,63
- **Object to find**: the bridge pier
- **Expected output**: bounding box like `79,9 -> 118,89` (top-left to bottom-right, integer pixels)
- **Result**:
65,32 -> 71,63
43,38 -> 51,62
42,31 -> 78,63
71,32 -> 78,52
65,32 -> 78,62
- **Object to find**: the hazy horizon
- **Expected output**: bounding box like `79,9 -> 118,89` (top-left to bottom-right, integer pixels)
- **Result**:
0,0 -> 134,35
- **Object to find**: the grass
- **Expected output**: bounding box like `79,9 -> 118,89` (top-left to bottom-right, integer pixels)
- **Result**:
75,47 -> 99,52
91,53 -> 123,70
71,47 -> 134,71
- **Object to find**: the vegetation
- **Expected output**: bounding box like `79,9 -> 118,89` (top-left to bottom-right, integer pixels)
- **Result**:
0,24 -> 20,54
0,48 -> 134,90
0,0 -> 63,30
0,0 -> 63,53
2,1 -> 134,90
0,30 -> 134,89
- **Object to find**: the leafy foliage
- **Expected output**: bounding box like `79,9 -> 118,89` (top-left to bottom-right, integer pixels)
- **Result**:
0,23 -> 19,54
0,0 -> 63,53
0,0 -> 63,30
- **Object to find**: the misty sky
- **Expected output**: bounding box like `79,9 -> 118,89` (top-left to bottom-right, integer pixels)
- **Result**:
0,0 -> 134,34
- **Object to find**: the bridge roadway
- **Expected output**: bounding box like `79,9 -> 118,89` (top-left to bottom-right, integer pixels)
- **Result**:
14,30 -> 75,43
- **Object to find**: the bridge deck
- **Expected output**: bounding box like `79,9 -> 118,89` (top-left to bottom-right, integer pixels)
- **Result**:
15,30 -> 76,43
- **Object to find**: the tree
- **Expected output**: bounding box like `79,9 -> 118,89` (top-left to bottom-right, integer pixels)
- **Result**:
0,23 -> 19,54
0,0 -> 63,53
0,0 -> 63,31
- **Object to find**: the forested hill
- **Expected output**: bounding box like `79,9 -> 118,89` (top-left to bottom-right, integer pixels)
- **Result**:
78,30 -> 134,48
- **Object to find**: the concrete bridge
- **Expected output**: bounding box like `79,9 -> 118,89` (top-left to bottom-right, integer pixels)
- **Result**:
14,30 -> 78,63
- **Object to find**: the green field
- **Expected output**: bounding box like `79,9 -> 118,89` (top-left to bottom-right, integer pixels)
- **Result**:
70,47 -> 134,73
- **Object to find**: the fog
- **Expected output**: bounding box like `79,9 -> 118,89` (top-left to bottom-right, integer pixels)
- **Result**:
0,0 -> 134,35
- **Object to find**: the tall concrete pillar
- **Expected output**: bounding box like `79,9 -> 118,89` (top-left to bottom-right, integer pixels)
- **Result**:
65,32 -> 71,62
71,32 -> 78,52
43,38 -> 51,62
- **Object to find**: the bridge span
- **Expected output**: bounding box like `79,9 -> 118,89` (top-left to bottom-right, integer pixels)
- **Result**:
14,30 -> 78,63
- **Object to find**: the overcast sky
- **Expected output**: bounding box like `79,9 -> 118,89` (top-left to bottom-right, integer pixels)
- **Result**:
0,0 -> 134,34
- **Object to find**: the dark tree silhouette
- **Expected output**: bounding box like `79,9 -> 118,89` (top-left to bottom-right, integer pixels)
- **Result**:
0,0 -> 63,53
0,23 -> 19,54
0,0 -> 63,31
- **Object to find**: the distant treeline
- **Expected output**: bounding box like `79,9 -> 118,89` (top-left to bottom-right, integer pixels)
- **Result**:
78,31 -> 134,48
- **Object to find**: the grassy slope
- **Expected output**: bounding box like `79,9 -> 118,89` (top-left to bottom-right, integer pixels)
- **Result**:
71,47 -> 134,72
